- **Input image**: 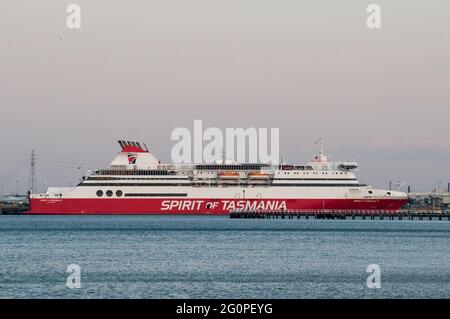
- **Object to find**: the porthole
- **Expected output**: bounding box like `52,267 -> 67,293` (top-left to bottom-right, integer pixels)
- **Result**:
106,190 -> 113,197
96,190 -> 103,197
116,190 -> 123,197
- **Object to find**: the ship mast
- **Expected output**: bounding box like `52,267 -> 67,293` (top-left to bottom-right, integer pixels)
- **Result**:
318,138 -> 324,156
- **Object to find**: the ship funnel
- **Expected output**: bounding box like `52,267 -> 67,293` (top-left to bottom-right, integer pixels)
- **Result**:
112,140 -> 159,168
117,140 -> 148,153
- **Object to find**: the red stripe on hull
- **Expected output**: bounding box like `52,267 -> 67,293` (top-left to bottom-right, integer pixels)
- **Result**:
28,198 -> 407,215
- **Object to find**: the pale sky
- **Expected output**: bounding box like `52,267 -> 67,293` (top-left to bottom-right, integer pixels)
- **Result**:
0,0 -> 449,194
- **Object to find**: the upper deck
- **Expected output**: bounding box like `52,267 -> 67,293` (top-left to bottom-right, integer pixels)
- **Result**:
82,139 -> 360,187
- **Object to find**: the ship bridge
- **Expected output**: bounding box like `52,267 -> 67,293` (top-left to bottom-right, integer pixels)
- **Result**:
307,139 -> 358,172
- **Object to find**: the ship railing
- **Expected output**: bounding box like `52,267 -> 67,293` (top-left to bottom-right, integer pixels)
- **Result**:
157,164 -> 194,171
230,209 -> 401,215
30,193 -> 63,199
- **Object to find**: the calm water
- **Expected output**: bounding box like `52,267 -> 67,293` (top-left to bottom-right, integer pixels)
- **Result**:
0,215 -> 449,298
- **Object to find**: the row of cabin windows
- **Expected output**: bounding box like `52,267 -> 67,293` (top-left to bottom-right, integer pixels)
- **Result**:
196,164 -> 269,170
94,170 -> 177,176
278,171 -> 348,175
87,176 -> 188,181
196,171 -> 349,175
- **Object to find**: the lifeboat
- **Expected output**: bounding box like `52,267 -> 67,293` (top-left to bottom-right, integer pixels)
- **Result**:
248,171 -> 270,179
218,171 -> 239,179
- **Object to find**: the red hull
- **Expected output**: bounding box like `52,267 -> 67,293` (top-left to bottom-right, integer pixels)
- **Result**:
28,198 -> 407,215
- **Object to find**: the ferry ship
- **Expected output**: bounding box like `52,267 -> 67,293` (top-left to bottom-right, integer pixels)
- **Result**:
28,140 -> 407,214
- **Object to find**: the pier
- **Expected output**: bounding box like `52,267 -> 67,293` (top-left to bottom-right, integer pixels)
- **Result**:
0,196 -> 29,215
230,209 -> 450,221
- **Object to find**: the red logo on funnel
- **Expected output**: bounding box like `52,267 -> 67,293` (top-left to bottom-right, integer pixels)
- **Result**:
128,154 -> 137,164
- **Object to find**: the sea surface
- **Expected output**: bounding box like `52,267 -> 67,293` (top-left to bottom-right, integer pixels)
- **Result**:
0,215 -> 449,298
